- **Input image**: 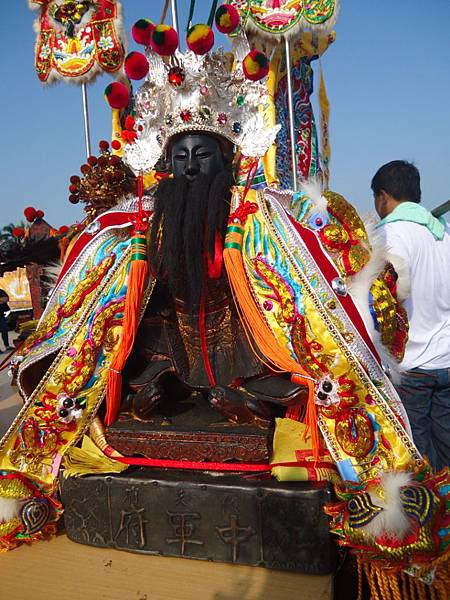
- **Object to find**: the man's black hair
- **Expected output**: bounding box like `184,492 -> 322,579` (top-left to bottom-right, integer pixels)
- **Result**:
371,160 -> 421,203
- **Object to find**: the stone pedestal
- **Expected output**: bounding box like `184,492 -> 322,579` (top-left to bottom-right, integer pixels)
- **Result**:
61,468 -> 337,574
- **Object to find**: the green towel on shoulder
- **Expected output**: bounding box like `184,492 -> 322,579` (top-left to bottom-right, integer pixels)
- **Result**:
377,202 -> 446,240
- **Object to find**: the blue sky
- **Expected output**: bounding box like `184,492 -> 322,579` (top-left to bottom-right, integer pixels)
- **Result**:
1,1 -> 449,229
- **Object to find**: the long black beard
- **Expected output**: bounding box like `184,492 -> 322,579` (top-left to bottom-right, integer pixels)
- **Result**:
149,166 -> 234,307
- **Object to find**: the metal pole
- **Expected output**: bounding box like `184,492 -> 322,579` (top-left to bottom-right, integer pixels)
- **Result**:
431,200 -> 450,218
170,0 -> 180,34
81,83 -> 92,158
284,37 -> 298,192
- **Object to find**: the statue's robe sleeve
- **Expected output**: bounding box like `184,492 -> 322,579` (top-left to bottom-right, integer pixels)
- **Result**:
225,186 -> 417,484
0,196 -> 154,550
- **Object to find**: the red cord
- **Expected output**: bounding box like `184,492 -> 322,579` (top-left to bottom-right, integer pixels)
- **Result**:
199,287 -> 216,386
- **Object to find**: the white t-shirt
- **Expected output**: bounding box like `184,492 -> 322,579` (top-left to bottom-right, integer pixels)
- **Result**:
382,219 -> 450,370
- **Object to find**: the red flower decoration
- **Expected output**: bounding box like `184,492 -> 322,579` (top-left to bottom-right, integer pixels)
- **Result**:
24,207 -> 37,222
12,227 -> 25,238
121,130 -> 138,143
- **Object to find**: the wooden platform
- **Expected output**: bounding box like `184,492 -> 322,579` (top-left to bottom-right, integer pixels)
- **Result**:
1,534 -> 332,600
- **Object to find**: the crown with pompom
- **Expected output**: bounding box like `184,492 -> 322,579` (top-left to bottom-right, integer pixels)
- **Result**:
123,35 -> 279,175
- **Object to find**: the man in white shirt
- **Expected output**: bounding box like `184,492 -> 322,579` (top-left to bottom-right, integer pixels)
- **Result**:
372,160 -> 450,469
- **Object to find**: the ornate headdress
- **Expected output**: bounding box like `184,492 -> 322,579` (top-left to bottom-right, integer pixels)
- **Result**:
123,37 -> 280,175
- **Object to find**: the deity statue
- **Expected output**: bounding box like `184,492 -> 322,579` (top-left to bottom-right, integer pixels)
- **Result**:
0,40 -> 448,595
121,130 -> 305,425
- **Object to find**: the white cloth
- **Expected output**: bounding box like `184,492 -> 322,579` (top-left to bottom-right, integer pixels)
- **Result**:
382,219 -> 450,370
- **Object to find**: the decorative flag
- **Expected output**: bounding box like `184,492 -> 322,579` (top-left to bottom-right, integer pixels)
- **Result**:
228,0 -> 339,38
319,63 -> 331,189
29,0 -> 125,84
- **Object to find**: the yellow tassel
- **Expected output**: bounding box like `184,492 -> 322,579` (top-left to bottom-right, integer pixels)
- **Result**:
62,435 -> 128,478
223,220 -> 319,456
106,234 -> 148,425
357,555 -> 450,600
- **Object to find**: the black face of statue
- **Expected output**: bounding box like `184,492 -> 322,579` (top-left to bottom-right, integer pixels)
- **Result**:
170,134 -> 227,183
149,133 -> 234,307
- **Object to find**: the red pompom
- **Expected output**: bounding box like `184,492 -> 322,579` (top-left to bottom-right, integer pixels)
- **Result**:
97,155 -> 108,167
58,225 -> 69,234
242,50 -> 269,81
87,156 -> 98,166
104,82 -> 130,110
109,155 -> 121,166
69,195 -> 80,204
124,52 -> 149,81
36,209 -> 45,219
69,184 -> 79,194
150,24 -> 178,56
99,140 -> 109,151
24,206 -> 37,222
215,5 -> 240,34
186,24 -> 214,55
12,227 -> 25,238
111,140 -> 122,151
70,175 -> 81,185
80,164 -> 91,175
132,18 -> 155,45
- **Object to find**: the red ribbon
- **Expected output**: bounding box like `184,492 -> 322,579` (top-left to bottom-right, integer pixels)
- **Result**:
199,287 -> 216,387
206,231 -> 223,279
111,455 -> 330,473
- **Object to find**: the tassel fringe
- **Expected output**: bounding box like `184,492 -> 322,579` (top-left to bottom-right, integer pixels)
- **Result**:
106,234 -> 148,425
357,556 -> 450,600
223,220 -> 319,456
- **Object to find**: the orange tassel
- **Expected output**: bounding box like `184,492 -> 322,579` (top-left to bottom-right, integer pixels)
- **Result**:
223,219 -> 319,458
105,232 -> 148,425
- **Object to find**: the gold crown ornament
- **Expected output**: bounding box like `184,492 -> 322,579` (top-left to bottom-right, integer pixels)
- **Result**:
123,35 -> 280,175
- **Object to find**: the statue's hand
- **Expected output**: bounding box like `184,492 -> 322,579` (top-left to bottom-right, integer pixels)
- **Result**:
208,385 -> 271,427
131,381 -> 164,421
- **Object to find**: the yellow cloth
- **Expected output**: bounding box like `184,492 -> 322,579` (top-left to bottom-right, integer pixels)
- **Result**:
271,418 -> 339,482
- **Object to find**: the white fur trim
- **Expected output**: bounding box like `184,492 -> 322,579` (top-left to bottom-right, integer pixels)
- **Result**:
347,219 -> 405,385
298,177 -> 328,212
386,252 -> 410,302
364,471 -> 413,541
0,498 -> 22,523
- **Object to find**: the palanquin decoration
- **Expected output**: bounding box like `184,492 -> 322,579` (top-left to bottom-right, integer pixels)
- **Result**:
1,4 -> 449,599
228,0 -> 339,38
29,0 -> 125,84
